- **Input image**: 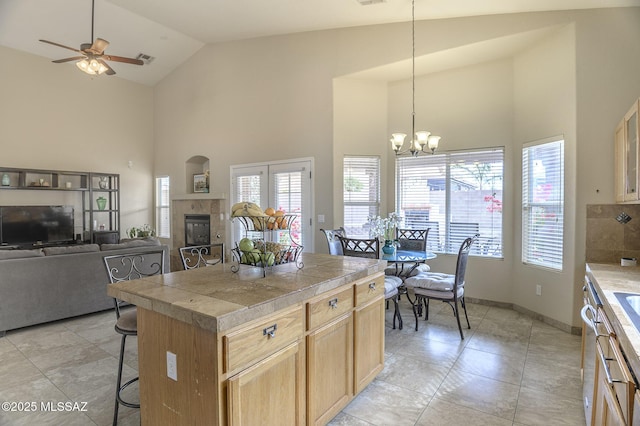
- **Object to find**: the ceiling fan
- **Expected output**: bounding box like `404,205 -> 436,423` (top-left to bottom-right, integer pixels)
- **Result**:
39,0 -> 143,76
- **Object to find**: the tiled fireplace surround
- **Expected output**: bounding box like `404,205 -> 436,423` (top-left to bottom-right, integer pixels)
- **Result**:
586,204 -> 640,263
170,198 -> 226,270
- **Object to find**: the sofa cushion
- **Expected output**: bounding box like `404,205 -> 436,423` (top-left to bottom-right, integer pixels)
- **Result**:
101,237 -> 161,251
43,244 -> 100,256
0,249 -> 44,260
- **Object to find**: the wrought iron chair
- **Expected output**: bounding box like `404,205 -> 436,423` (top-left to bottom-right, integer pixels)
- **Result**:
337,236 -> 403,329
404,235 -> 478,339
319,227 -> 347,255
179,243 -> 225,269
103,249 -> 166,426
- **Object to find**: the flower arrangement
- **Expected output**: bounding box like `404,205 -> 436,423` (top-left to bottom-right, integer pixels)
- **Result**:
127,224 -> 156,238
367,212 -> 401,241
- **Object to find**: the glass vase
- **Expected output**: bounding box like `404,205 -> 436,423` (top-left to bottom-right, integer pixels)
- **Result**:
382,240 -> 396,255
96,196 -> 107,211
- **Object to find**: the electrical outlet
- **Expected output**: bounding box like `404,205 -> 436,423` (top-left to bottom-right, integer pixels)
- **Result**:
167,351 -> 177,381
536,284 -> 542,296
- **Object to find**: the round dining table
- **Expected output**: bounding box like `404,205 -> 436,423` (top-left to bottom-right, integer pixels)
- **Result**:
382,249 -> 437,278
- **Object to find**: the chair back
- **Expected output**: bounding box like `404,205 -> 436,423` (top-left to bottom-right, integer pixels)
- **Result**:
453,235 -> 478,290
396,228 -> 429,252
103,250 -> 165,318
320,227 -> 347,255
179,244 -> 224,269
338,236 -> 380,259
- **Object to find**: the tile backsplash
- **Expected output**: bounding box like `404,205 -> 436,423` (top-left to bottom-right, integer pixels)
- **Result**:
586,204 -> 640,263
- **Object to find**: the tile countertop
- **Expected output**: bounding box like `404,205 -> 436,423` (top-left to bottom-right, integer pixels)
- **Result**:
107,252 -> 387,333
586,263 -> 640,378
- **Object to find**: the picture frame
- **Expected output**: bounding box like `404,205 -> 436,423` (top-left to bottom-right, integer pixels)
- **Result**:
193,173 -> 208,193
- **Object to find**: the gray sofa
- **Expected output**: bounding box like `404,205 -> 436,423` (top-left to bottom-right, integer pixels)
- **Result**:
0,239 -> 169,334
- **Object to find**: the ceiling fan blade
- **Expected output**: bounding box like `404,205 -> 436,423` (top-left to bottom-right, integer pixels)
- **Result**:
103,55 -> 144,66
39,39 -> 82,53
98,59 -> 116,75
88,38 -> 109,55
52,56 -> 86,64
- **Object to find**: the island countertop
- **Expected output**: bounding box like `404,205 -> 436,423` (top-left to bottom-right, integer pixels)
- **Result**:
107,252 -> 387,333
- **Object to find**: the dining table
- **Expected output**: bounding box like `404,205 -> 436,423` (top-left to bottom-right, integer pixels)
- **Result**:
382,249 -> 437,278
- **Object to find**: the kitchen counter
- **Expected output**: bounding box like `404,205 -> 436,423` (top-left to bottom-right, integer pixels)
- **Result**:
107,252 -> 386,332
586,263 -> 640,379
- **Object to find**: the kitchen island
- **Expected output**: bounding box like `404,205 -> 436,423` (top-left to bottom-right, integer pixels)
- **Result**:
108,252 -> 387,425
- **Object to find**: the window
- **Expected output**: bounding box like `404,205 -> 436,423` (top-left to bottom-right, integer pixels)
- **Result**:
343,156 -> 380,237
522,138 -> 564,270
396,148 -> 504,257
155,176 -> 170,238
231,159 -> 312,249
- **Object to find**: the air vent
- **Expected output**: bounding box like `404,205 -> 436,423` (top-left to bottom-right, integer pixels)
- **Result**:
356,0 -> 386,5
136,53 -> 155,64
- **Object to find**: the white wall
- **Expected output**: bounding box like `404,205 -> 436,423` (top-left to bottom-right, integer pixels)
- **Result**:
0,45 -> 155,236
512,25 -> 577,325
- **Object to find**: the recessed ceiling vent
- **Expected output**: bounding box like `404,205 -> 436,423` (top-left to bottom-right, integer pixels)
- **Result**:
136,53 -> 155,64
356,0 -> 386,5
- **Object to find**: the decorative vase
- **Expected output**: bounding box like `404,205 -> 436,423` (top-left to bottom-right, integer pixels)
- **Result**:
382,240 -> 396,255
1,173 -> 9,186
96,196 -> 107,210
98,177 -> 109,189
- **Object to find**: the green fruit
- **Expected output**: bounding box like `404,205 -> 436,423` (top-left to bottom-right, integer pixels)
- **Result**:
240,253 -> 248,264
239,238 -> 254,252
250,249 -> 262,264
261,252 -> 275,266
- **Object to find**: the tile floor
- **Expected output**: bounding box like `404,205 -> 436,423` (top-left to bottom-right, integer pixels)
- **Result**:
0,299 -> 585,426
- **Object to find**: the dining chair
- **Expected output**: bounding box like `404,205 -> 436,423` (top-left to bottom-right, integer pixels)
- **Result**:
103,249 -> 166,426
319,227 -> 347,255
403,235 -> 478,339
385,228 -> 430,278
338,235 -> 403,329
179,243 -> 225,269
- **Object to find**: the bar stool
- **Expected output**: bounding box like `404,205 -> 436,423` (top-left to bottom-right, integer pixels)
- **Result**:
103,249 -> 166,426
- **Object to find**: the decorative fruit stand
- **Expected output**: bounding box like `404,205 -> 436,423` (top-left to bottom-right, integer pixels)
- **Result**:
231,213 -> 304,276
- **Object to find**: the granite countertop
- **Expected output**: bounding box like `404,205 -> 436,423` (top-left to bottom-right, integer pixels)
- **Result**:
586,263 -> 640,377
107,252 -> 386,333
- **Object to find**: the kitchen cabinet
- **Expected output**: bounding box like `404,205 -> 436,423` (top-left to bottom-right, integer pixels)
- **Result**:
127,263 -> 386,426
614,99 -> 640,203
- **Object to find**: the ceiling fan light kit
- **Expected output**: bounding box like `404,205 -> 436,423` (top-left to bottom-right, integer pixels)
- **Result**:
40,0 -> 143,76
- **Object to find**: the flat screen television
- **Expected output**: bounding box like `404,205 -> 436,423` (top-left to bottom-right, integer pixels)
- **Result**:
0,205 -> 75,246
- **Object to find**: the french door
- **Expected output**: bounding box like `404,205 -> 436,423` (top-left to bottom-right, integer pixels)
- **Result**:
231,158 -> 313,251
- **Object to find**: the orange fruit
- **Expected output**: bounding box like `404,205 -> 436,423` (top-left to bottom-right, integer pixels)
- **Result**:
264,207 -> 275,216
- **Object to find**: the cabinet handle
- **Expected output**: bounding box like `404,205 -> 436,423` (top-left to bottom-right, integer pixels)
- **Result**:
328,298 -> 338,309
263,324 -> 277,338
369,282 -> 376,290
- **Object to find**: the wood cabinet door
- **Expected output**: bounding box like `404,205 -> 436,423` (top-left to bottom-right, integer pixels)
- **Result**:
354,297 -> 385,394
306,313 -> 353,426
228,341 -> 304,426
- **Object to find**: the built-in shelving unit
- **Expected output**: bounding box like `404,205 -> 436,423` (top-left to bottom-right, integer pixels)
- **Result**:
0,166 -> 120,244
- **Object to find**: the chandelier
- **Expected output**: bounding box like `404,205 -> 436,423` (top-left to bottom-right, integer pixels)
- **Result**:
390,0 -> 441,157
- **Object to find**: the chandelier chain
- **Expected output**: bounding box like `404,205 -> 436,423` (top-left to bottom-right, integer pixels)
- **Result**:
411,0 -> 416,142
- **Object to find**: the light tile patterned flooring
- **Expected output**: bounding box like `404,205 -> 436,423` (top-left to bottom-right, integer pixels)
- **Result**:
0,300 -> 585,426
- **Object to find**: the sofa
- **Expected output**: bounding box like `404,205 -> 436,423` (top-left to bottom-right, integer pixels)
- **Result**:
0,238 -> 169,334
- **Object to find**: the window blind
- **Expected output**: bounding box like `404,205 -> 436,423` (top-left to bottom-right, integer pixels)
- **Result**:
155,176 -> 170,238
396,148 -> 504,257
343,156 -> 380,237
522,139 -> 564,270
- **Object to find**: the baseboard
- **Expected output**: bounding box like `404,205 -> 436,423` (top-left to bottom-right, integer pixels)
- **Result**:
465,297 -> 581,335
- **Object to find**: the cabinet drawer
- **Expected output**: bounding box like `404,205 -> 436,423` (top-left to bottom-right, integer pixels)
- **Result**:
223,306 -> 303,374
597,334 -> 636,424
354,273 -> 384,307
307,286 -> 353,331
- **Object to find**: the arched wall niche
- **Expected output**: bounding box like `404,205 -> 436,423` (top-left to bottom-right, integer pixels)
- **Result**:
185,155 -> 210,194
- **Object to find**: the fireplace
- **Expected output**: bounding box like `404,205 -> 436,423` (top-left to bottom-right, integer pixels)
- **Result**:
185,214 -> 210,246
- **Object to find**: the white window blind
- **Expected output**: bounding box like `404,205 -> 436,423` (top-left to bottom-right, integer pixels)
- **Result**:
155,176 -> 170,238
396,148 -> 504,257
344,156 -> 380,237
271,170 -> 304,247
522,138 -> 564,270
